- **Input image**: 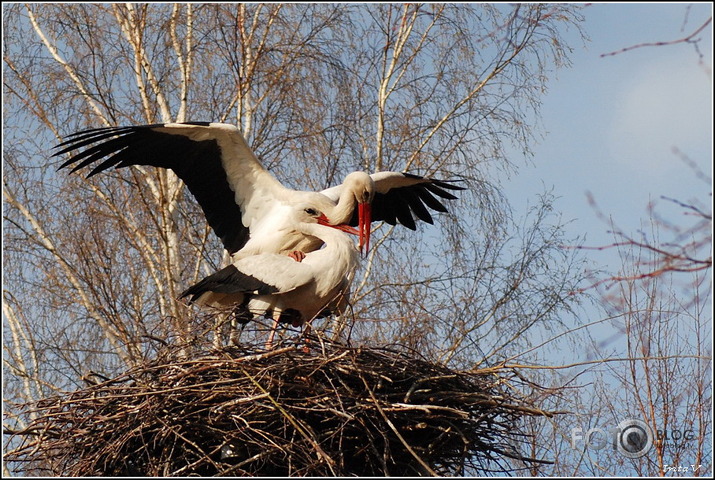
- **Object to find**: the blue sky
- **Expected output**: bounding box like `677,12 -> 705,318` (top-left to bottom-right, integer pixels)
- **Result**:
504,2 -> 712,277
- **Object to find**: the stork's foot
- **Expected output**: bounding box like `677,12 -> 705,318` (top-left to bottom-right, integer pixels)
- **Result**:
265,317 -> 280,350
229,329 -> 242,347
301,324 -> 313,353
288,250 -> 306,262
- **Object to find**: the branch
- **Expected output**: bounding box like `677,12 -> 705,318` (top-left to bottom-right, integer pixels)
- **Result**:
2,301 -> 41,409
489,354 -> 711,372
361,376 -> 439,477
404,9 -> 537,171
170,3 -> 193,123
113,3 -> 173,122
601,17 -> 712,57
26,6 -> 110,126
3,185 -> 136,367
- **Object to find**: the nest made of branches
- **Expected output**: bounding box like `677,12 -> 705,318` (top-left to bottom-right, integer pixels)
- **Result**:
5,340 -> 553,477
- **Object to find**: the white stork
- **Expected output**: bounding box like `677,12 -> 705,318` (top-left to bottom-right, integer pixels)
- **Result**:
54,122 -> 465,258
179,203 -> 361,348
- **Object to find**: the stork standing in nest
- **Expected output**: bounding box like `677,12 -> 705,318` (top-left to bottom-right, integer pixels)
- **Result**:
179,204 -> 360,348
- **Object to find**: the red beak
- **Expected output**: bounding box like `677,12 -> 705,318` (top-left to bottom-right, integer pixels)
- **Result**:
358,202 -> 372,255
318,214 -> 360,236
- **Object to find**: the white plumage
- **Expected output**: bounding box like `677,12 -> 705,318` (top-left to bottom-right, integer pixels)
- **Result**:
55,122 -> 465,259
55,121 -> 465,347
179,204 -> 360,347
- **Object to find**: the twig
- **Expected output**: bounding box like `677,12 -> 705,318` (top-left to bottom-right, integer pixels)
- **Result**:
361,376 -> 439,477
601,17 -> 711,57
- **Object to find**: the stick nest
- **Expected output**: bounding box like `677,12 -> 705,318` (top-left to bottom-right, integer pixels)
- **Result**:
5,341 -> 552,476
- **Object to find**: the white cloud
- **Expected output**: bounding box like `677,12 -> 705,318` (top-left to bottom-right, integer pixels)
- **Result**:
607,49 -> 712,176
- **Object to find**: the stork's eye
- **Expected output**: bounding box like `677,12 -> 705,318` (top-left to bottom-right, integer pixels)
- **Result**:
305,208 -> 319,216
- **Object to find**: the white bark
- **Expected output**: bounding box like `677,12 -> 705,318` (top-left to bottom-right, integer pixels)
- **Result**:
3,186 -> 138,366
26,6 -> 110,126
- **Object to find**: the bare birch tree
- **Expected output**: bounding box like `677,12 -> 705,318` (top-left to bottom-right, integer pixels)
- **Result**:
486,183 -> 712,476
576,157 -> 712,476
3,3 -> 587,463
552,205 -> 712,476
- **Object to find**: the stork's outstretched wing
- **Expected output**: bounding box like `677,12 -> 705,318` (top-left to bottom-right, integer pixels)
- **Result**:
321,171 -> 465,229
55,122 -> 287,254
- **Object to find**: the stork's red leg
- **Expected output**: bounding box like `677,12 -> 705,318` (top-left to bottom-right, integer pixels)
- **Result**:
288,251 -> 306,262
265,315 -> 280,350
301,323 -> 312,353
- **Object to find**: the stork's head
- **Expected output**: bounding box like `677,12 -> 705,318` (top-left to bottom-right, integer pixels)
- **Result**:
298,205 -> 359,236
342,172 -> 375,255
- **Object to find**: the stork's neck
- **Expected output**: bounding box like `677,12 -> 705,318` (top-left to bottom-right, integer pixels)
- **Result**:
328,171 -> 373,224
297,222 -> 354,253
330,188 -> 358,224
296,222 -> 359,277
287,222 -> 357,301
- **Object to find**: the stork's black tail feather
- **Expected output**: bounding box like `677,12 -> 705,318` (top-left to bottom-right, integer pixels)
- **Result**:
180,265 -> 278,303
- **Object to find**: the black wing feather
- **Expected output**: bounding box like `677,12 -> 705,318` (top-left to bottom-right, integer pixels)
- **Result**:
401,187 -> 434,225
55,124 -> 248,254
348,174 -> 464,228
55,126 -> 136,152
423,182 -> 460,200
414,187 -> 449,213
179,264 -> 279,304
391,193 -> 417,230
368,193 -> 397,226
